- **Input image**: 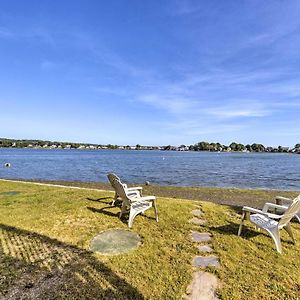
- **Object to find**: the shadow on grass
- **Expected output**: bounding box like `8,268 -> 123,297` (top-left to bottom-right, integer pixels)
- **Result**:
87,206 -> 157,224
86,196 -> 113,205
209,221 -> 260,238
87,206 -> 132,226
227,205 -> 243,214
0,223 -> 144,299
210,222 -> 296,247
87,206 -> 121,218
86,197 -> 124,208
139,213 -> 157,221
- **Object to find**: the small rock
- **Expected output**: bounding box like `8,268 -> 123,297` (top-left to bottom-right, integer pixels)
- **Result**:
189,217 -> 207,226
145,181 -> 150,185
184,271 -> 219,300
192,255 -> 220,268
198,245 -> 213,253
191,232 -> 212,242
191,209 -> 203,218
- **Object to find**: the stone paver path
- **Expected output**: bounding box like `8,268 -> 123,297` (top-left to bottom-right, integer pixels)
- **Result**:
189,217 -> 207,226
192,255 -> 220,268
191,232 -> 211,242
184,271 -> 218,300
184,271 -> 219,300
191,209 -> 203,218
184,205 -> 220,299
197,245 -> 213,253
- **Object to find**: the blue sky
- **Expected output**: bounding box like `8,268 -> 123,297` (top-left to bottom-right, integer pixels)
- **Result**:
0,0 -> 300,146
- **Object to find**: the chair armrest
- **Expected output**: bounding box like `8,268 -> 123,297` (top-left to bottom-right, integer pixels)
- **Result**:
127,186 -> 143,191
263,202 -> 288,212
242,206 -> 270,217
276,196 -> 293,204
127,191 -> 140,198
139,195 -> 156,202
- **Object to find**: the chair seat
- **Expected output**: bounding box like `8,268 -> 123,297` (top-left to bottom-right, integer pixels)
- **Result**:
132,201 -> 152,210
250,214 -> 278,230
139,195 -> 155,201
239,194 -> 300,253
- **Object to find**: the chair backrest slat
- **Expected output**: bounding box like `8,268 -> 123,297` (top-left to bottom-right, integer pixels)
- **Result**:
107,173 -> 128,190
278,195 -> 300,227
113,179 -> 131,206
107,173 -> 120,186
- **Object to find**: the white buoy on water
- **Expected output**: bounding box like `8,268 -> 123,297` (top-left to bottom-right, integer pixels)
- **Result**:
4,163 -> 11,168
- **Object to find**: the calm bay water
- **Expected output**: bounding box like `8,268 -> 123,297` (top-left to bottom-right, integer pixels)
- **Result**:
0,148 -> 299,190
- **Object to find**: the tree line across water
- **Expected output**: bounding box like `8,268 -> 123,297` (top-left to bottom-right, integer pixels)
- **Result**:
0,138 -> 299,153
188,142 -> 300,153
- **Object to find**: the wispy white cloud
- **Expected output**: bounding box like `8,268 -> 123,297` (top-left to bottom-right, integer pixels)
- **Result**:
132,68 -> 281,118
40,60 -> 62,71
57,30 -> 153,78
209,108 -> 270,119
93,86 -> 129,97
88,46 -> 152,78
155,117 -> 244,138
169,0 -> 203,16
27,27 -> 56,47
138,94 -> 197,114
0,25 -> 56,46
1,2 -> 300,145
0,27 -> 14,38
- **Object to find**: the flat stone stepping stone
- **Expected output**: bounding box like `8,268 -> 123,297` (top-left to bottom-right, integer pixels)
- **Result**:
90,229 -> 141,255
192,255 -> 220,268
0,191 -> 21,196
198,245 -> 213,253
184,271 -> 219,300
191,209 -> 203,218
189,217 -> 207,226
191,232 -> 212,242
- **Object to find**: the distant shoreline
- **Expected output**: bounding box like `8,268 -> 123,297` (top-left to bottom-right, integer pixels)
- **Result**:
1,138 -> 299,153
0,146 -> 299,154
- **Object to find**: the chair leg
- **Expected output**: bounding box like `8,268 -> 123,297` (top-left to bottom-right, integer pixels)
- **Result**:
128,209 -> 139,228
284,224 -> 295,244
153,200 -> 159,222
119,202 -> 127,219
269,230 -> 282,254
111,192 -> 118,206
238,212 -> 246,236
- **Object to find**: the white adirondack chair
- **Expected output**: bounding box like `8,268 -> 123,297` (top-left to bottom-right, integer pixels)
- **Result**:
238,195 -> 300,253
113,178 -> 158,228
275,195 -> 300,222
107,173 -> 143,206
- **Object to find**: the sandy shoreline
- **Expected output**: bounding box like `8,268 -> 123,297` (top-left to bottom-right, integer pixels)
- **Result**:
1,178 -> 299,208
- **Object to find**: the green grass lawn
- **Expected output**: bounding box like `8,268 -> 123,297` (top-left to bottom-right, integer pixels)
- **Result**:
0,180 -> 299,299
